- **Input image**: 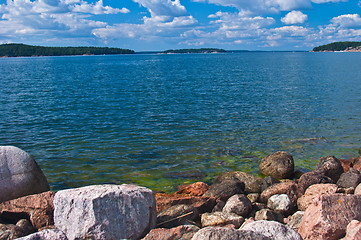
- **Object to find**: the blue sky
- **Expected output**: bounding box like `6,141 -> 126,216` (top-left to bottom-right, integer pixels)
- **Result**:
0,0 -> 361,51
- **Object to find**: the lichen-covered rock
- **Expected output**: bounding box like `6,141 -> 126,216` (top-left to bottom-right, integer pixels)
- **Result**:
297,184 -> 338,211
298,194 -> 361,240
0,191 -> 55,230
142,225 -> 199,240
222,194 -> 252,217
191,226 -> 271,240
201,211 -> 244,228
0,146 -> 50,203
313,156 -> 344,182
242,220 -> 302,240
336,168 -> 361,189
54,184 -> 156,240
16,229 -> 68,240
267,194 -> 293,216
259,151 -> 294,179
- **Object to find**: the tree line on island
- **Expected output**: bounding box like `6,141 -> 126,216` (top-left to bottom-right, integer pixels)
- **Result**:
161,48 -> 227,54
0,43 -> 135,57
312,41 -> 361,52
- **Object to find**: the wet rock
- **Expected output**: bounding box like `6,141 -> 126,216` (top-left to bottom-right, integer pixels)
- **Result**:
0,146 -> 50,203
54,184 -> 156,240
0,219 -> 35,240
247,193 -> 259,203
267,194 -> 293,216
16,229 -> 68,240
157,204 -> 198,228
0,191 -> 55,230
254,209 -> 284,223
298,194 -> 361,240
259,151 -> 294,179
340,220 -> 361,240
260,176 -> 280,192
155,193 -> 216,214
260,181 -> 299,206
203,176 -> 244,201
297,183 -> 338,211
222,194 -> 252,217
298,172 -> 334,194
142,225 -> 199,240
313,156 -> 344,182
214,172 -> 263,194
336,168 -> 361,189
191,226 -> 271,240
284,211 -> 304,232
242,220 -> 302,240
176,182 -> 209,196
201,212 -> 244,228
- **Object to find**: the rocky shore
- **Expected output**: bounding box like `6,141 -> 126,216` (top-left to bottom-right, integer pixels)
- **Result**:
1,146 -> 361,239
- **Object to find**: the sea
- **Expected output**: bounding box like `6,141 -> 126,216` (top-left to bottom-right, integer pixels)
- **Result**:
1,52 -> 361,192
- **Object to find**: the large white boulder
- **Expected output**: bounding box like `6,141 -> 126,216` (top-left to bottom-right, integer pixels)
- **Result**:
242,220 -> 302,240
54,184 -> 157,240
0,146 -> 50,202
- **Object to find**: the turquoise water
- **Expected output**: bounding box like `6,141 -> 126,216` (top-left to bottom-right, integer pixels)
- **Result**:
1,52 -> 361,191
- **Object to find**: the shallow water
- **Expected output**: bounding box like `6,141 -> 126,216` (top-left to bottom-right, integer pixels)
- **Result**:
1,52 -> 361,191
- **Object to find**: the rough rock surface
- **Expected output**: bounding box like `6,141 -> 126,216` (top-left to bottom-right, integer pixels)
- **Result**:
254,209 -> 284,223
201,211 -> 244,228
353,156 -> 361,172
313,156 -> 344,182
176,182 -> 209,196
155,193 -> 216,214
222,194 -> 252,217
142,225 -> 199,240
339,159 -> 353,173
336,168 -> 361,189
191,226 -> 271,240
54,184 -> 156,240
284,211 -> 304,232
340,220 -> 361,240
298,194 -> 361,240
260,181 -> 299,205
203,176 -> 244,201
247,193 -> 259,203
0,146 -> 50,203
0,191 -> 55,230
298,172 -> 334,194
16,229 -> 68,240
0,219 -> 35,240
259,151 -> 294,179
355,183 -> 361,195
214,172 -> 263,193
260,176 -> 280,192
297,184 -> 338,211
157,204 -> 198,228
267,194 -> 293,216
242,220 -> 302,240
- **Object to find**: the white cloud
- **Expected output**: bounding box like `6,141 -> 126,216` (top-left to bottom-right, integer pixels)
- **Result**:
133,0 -> 187,17
311,0 -> 346,3
331,14 -> 361,28
281,11 -> 308,24
71,0 -> 130,14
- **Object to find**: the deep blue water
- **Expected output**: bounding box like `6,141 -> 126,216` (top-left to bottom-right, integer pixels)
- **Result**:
1,52 -> 361,191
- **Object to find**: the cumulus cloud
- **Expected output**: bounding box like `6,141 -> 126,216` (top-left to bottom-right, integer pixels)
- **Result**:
331,14 -> 361,28
311,0 -> 347,3
281,11 -> 308,24
133,0 -> 186,17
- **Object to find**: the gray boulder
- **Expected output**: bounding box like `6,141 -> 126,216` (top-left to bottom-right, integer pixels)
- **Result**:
16,229 -> 68,240
0,146 -> 50,202
214,172 -> 263,193
242,220 -> 302,240
54,184 -> 156,240
203,176 -> 244,201
191,226 -> 270,240
267,194 -> 293,216
223,194 -> 252,217
254,209 -> 284,223
336,168 -> 361,189
313,156 -> 344,182
284,211 -> 304,231
259,151 -> 294,179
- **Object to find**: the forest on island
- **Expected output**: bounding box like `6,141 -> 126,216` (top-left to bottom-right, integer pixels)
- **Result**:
312,41 -> 361,51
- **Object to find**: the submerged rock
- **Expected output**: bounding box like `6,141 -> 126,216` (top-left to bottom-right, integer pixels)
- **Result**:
0,146 -> 50,203
54,184 -> 156,240
259,151 -> 294,179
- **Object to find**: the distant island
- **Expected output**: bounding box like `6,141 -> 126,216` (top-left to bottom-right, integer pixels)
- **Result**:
312,41 -> 361,52
161,48 -> 227,54
0,43 -> 135,57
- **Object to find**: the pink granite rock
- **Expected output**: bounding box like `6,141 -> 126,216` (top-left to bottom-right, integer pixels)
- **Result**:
340,220 -> 361,240
298,194 -> 361,240
142,225 -> 200,240
260,181 -> 299,205
297,184 -> 338,211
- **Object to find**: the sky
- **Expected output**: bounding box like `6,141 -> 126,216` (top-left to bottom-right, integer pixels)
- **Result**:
0,0 -> 361,51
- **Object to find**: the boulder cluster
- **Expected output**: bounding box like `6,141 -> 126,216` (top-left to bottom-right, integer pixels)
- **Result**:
1,146 -> 361,239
